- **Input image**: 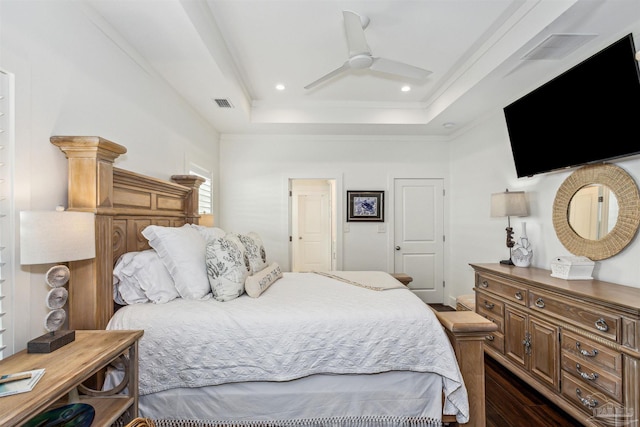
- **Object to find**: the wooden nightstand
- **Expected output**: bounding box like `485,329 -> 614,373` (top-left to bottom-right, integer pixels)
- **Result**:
391,273 -> 413,286
0,329 -> 143,427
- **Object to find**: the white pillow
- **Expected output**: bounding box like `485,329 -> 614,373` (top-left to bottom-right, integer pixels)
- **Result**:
235,232 -> 268,274
118,250 -> 179,304
245,262 -> 282,298
113,252 -> 150,305
205,235 -> 250,302
190,224 -> 226,243
142,224 -> 211,300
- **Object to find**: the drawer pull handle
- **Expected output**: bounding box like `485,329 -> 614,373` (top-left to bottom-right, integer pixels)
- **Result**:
534,298 -> 545,308
576,388 -> 598,409
576,363 -> 599,381
576,342 -> 598,357
483,301 -> 495,310
514,291 -> 523,300
480,280 -> 489,288
485,335 -> 494,341
595,318 -> 609,332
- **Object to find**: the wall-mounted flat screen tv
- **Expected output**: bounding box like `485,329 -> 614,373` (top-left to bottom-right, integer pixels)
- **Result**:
504,33 -> 640,178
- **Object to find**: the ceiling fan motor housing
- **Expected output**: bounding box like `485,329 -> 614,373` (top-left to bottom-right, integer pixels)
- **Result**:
349,54 -> 373,69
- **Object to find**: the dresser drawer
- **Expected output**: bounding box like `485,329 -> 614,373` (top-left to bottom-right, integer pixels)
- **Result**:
476,292 -> 504,317
561,352 -> 622,402
476,273 -> 527,306
561,371 -> 623,419
484,330 -> 504,353
529,289 -> 620,342
561,331 -> 622,375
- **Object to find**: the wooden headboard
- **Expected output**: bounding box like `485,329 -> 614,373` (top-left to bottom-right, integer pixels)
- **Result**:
51,136 -> 204,330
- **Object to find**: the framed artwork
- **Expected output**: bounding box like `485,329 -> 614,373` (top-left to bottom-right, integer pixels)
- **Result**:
347,191 -> 384,222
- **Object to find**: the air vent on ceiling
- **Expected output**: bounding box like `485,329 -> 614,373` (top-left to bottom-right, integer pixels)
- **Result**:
213,98 -> 234,108
522,33 -> 597,60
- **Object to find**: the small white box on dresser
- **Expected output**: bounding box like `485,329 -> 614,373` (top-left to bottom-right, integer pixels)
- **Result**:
550,256 -> 595,280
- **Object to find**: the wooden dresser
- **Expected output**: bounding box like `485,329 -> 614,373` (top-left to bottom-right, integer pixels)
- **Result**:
471,263 -> 640,427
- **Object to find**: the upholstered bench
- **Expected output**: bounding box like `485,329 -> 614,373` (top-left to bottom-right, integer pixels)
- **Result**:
456,294 -> 475,311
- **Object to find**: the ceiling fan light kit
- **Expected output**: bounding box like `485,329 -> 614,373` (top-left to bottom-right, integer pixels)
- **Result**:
304,10 -> 431,90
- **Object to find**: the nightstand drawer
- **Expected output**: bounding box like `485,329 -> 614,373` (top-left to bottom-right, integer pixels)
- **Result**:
476,273 -> 527,305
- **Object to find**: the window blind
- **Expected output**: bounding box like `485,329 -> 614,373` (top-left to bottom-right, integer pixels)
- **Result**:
0,70 -> 15,358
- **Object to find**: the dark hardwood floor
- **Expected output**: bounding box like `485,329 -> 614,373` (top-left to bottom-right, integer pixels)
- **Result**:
427,305 -> 579,426
485,355 -> 579,427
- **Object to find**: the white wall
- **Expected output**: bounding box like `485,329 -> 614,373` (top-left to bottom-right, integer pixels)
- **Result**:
219,134 -> 450,274
448,110 -> 640,306
220,112 -> 640,311
1,0 -> 220,354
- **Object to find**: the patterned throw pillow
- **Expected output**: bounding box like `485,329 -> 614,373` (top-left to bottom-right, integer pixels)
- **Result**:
235,232 -> 268,274
245,263 -> 282,298
205,236 -> 250,302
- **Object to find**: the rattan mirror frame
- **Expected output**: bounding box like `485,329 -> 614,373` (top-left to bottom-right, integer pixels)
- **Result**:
553,163 -> 640,260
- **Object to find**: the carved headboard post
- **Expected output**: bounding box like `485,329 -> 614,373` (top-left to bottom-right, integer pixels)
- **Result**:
51,136 -> 127,331
171,175 -> 204,224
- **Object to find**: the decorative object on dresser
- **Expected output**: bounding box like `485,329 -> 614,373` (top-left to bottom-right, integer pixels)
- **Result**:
550,256 -> 595,280
471,263 -> 640,427
510,221 -> 533,267
19,208 -> 96,353
490,189 -> 529,265
553,163 -> 640,260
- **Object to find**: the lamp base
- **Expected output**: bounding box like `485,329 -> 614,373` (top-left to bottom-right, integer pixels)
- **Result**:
499,259 -> 514,265
27,330 -> 75,353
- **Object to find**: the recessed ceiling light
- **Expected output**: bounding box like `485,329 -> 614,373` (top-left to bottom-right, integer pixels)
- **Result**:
275,83 -> 285,91
401,85 -> 411,92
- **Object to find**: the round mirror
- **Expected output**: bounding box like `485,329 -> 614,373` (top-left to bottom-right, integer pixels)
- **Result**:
553,164 -> 640,260
568,184 -> 618,240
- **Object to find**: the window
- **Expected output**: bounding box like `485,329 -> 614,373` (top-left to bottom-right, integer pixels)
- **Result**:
189,164 -> 212,215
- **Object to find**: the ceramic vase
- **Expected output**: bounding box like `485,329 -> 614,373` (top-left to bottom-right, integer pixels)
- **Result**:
511,222 -> 533,267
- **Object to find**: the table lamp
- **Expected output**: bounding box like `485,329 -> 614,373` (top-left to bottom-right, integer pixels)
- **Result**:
490,189 -> 528,265
20,208 -> 95,353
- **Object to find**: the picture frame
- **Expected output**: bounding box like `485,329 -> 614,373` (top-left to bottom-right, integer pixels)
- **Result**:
347,191 -> 384,222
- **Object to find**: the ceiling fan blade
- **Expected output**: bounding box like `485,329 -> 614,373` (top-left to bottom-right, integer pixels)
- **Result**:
370,57 -> 432,80
304,62 -> 350,90
343,10 -> 370,57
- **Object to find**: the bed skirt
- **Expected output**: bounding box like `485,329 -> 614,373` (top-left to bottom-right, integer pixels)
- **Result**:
149,416 -> 443,427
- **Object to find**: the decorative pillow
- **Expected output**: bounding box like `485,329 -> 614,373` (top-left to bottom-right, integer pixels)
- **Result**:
245,263 -> 282,298
141,224 -> 210,300
113,252 -> 149,305
118,250 -> 179,304
205,236 -> 250,302
235,232 -> 268,274
190,224 -> 226,243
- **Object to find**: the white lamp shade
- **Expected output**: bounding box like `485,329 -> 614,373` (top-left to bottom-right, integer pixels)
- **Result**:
491,191 -> 528,217
20,211 -> 96,265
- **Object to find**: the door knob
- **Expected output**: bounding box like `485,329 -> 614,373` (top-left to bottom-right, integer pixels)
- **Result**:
395,246 -> 401,250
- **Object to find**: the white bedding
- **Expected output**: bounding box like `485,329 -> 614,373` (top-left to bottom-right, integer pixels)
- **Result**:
107,271 -> 469,423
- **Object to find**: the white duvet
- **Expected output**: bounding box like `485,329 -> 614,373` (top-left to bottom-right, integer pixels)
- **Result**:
107,271 -> 469,422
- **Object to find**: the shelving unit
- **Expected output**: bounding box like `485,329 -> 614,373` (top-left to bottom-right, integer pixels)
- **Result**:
0,330 -> 143,426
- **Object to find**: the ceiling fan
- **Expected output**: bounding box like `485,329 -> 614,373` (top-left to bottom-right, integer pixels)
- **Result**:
304,10 -> 432,90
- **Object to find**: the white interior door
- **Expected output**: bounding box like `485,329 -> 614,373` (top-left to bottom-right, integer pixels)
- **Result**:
394,178 -> 444,303
291,180 -> 333,272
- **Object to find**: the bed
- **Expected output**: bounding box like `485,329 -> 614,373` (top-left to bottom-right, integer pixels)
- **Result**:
52,136 -> 497,427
